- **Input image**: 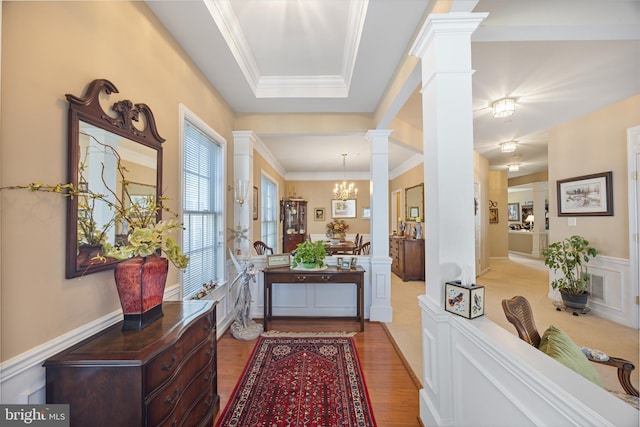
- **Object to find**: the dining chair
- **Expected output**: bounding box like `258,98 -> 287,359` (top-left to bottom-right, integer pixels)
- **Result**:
253,241 -> 274,255
356,241 -> 370,255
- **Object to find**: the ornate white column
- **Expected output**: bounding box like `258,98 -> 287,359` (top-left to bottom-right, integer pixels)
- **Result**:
409,12 -> 487,426
366,129 -> 393,322
231,131 -> 256,256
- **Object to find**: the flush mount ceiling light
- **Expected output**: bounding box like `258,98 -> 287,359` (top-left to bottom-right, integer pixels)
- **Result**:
492,98 -> 516,118
500,141 -> 518,153
507,163 -> 520,172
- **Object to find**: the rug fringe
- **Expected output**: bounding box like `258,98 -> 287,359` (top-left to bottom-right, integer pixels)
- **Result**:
261,330 -> 357,337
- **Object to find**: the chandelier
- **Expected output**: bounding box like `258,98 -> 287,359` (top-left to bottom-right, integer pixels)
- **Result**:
333,154 -> 358,201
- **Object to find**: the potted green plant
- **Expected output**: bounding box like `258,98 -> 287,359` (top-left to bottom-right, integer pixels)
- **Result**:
543,235 -> 598,309
291,240 -> 328,269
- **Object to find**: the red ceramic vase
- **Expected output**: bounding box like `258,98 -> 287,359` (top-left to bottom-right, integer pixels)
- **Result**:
114,254 -> 169,331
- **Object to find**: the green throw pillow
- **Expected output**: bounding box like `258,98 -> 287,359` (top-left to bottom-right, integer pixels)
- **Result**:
539,325 -> 603,387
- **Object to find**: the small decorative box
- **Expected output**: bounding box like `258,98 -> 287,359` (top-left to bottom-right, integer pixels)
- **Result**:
445,280 -> 485,319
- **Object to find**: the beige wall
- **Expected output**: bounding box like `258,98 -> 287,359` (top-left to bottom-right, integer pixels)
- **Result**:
489,170 -> 509,258
508,171 -> 548,188
1,2 -> 235,360
285,180 -> 371,237
548,95 -> 639,259
475,152 -> 491,274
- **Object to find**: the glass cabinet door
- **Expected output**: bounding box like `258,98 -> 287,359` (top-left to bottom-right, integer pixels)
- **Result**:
298,203 -> 306,235
285,201 -> 300,233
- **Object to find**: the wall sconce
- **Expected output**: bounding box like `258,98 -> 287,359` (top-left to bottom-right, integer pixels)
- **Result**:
492,98 -> 516,118
228,179 -> 249,206
507,163 -> 520,172
500,141 -> 518,153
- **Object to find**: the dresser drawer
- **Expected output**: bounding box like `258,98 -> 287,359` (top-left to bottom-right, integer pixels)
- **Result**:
158,371 -> 217,427
146,341 -> 215,426
144,313 -> 214,394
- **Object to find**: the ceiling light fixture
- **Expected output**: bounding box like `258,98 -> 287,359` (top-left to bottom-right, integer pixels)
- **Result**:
492,98 -> 516,118
333,153 -> 358,201
500,141 -> 518,153
507,163 -> 520,172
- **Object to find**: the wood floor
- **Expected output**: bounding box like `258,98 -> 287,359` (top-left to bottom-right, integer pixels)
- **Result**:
214,319 -> 422,426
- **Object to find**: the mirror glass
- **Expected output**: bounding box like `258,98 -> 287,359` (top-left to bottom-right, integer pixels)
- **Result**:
66,79 -> 163,278
78,121 -> 158,247
405,183 -> 424,221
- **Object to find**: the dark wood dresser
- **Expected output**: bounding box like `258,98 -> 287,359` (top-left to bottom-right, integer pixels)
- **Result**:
390,237 -> 425,281
43,301 -> 218,427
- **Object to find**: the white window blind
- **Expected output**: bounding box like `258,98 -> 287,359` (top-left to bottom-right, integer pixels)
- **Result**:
182,120 -> 223,298
260,175 -> 278,251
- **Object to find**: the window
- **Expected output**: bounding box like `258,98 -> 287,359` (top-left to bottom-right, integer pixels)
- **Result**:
181,113 -> 225,299
260,174 -> 278,251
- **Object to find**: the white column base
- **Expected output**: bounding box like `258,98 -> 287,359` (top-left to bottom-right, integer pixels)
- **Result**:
367,256 -> 392,322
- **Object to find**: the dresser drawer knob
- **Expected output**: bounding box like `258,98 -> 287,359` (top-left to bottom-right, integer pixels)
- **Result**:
296,275 -> 306,281
204,368 -> 214,381
204,393 -> 214,407
161,354 -> 177,371
205,344 -> 215,357
321,275 -> 331,282
164,386 -> 180,405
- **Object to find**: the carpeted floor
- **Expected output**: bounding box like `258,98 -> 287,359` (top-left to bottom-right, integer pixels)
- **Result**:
385,253 -> 640,395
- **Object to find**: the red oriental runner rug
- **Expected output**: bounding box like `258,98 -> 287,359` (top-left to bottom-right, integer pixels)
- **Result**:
216,333 -> 377,426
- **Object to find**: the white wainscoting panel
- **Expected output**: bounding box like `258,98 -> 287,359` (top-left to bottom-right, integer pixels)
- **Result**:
419,295 -> 639,426
547,256 -> 634,328
251,256 -> 373,320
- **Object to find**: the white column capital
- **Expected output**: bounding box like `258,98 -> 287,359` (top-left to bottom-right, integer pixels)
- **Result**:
409,12 -> 488,59
232,131 -> 257,154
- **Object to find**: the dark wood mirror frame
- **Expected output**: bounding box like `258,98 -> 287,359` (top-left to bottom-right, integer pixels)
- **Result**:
66,79 -> 164,278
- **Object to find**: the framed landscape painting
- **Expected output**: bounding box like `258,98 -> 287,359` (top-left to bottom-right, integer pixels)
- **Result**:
507,203 -> 519,221
557,171 -> 613,216
331,199 -> 356,218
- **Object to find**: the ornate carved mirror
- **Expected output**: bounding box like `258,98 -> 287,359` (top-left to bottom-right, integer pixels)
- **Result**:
405,183 -> 424,221
66,79 -> 163,278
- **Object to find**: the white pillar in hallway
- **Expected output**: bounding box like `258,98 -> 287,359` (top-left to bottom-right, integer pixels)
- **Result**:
409,11 -> 487,425
366,129 -> 393,322
231,131 -> 256,256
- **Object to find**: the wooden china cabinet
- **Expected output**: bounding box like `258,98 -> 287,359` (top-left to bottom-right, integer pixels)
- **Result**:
281,199 -> 307,253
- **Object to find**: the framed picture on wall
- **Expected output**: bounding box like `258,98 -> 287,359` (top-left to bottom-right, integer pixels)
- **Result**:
314,207 -> 325,221
507,203 -> 520,221
331,199 -> 356,218
489,208 -> 499,223
557,171 -> 613,216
